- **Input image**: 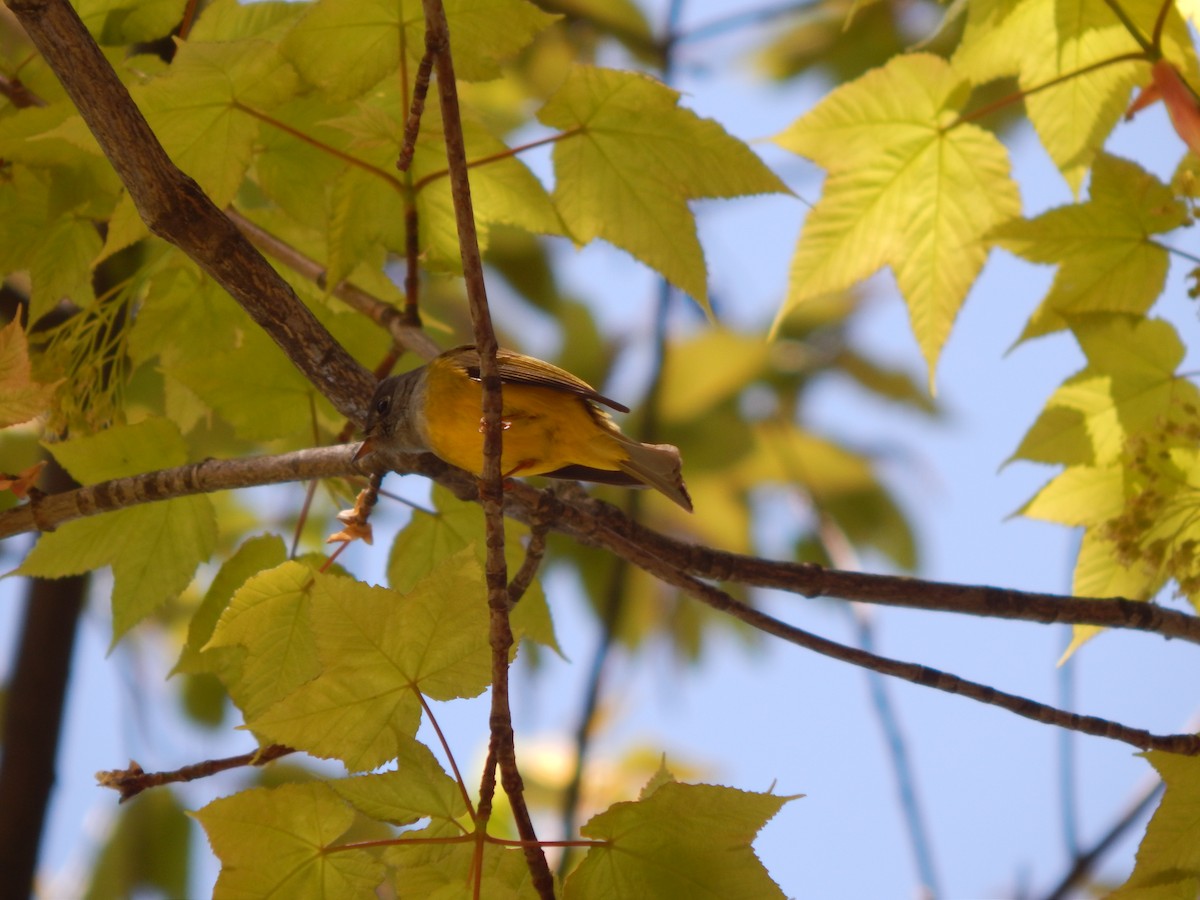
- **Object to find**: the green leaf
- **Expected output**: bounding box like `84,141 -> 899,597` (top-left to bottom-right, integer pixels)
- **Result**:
539,66 -> 790,310
387,486 -> 559,654
206,560 -> 323,721
242,549 -> 491,771
994,155 -> 1188,341
954,0 -> 1197,191
47,416 -> 188,481
659,330 -> 770,422
1012,316 -> 1200,467
175,533 -> 288,678
17,420 -> 217,640
383,821 -> 535,899
76,0 -> 186,44
564,772 -> 795,899
330,736 -> 467,826
0,318 -> 60,428
167,324 -> 332,443
283,0 -> 556,100
137,39 -> 299,207
773,53 -> 1020,384
194,782 -> 386,899
1110,752 -> 1200,899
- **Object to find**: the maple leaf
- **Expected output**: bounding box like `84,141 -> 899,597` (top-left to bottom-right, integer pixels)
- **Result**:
17,419 -> 217,642
539,66 -> 790,312
954,0 -> 1197,191
216,549 -> 492,771
1109,752 -> 1200,898
564,767 -> 797,899
773,53 -> 1020,386
194,782 -> 386,898
993,155 -> 1187,341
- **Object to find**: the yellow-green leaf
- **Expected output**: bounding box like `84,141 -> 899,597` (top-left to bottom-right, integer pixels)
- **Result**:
1012,316 -> 1200,468
194,782 -> 385,899
1019,465 -> 1125,526
954,0 -> 1196,190
137,39 -> 299,207
282,0 -> 555,100
330,736 -> 467,826
244,550 -> 491,771
387,486 -> 559,654
564,772 -> 795,899
994,155 -> 1187,341
539,66 -> 790,310
175,533 -> 288,678
1109,752 -> 1200,899
773,53 -> 1020,384
16,420 -> 217,640
206,560 -> 322,720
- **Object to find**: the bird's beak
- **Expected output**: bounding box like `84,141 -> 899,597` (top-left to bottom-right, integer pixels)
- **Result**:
352,436 -> 376,463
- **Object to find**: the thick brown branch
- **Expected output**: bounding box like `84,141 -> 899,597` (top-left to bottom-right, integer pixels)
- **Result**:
0,445 -> 373,540
7,0 -> 373,420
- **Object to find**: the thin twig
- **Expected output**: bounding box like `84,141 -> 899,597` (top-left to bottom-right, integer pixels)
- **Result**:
225,208 -> 440,360
590,522 -> 1200,755
398,45 -> 436,173
507,518 -> 549,605
419,1 -> 553,895
96,744 -> 295,803
1042,776 -> 1163,900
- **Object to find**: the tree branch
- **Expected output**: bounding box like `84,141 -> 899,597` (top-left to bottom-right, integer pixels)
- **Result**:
96,744 -> 295,803
6,0 -> 374,421
6,454 -> 1200,649
225,209 -> 440,361
419,2 -> 552,895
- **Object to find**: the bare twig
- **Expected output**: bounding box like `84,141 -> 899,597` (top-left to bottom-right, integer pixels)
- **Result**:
96,744 -> 295,803
225,209 -> 440,361
398,45 -> 436,173
507,518 -> 549,605
1042,776 -> 1163,899
418,1 -> 552,895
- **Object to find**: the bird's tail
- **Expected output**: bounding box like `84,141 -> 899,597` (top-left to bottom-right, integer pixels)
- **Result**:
617,439 -> 693,512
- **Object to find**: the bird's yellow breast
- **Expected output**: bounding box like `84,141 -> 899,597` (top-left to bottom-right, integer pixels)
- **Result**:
422,357 -> 628,477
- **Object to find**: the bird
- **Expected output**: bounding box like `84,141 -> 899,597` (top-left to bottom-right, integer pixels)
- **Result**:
354,345 -> 692,511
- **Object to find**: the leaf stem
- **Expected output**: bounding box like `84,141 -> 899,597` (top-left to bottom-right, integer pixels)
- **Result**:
416,690 -> 479,822
948,52 -> 1149,130
410,129 -> 582,193
233,102 -> 408,195
1100,0 -> 1154,54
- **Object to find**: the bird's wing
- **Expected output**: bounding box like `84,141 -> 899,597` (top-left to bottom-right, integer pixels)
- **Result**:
448,344 -> 631,413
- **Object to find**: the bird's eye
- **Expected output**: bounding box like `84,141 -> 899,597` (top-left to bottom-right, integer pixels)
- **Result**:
375,395 -> 390,416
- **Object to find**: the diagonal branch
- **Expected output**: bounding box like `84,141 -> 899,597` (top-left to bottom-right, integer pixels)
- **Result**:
7,0 -> 373,421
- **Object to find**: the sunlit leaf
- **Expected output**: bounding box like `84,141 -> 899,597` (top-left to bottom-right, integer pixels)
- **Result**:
564,769 -> 795,899
194,782 -> 386,898
540,66 -> 789,310
773,53 -> 1020,384
994,155 -> 1187,341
